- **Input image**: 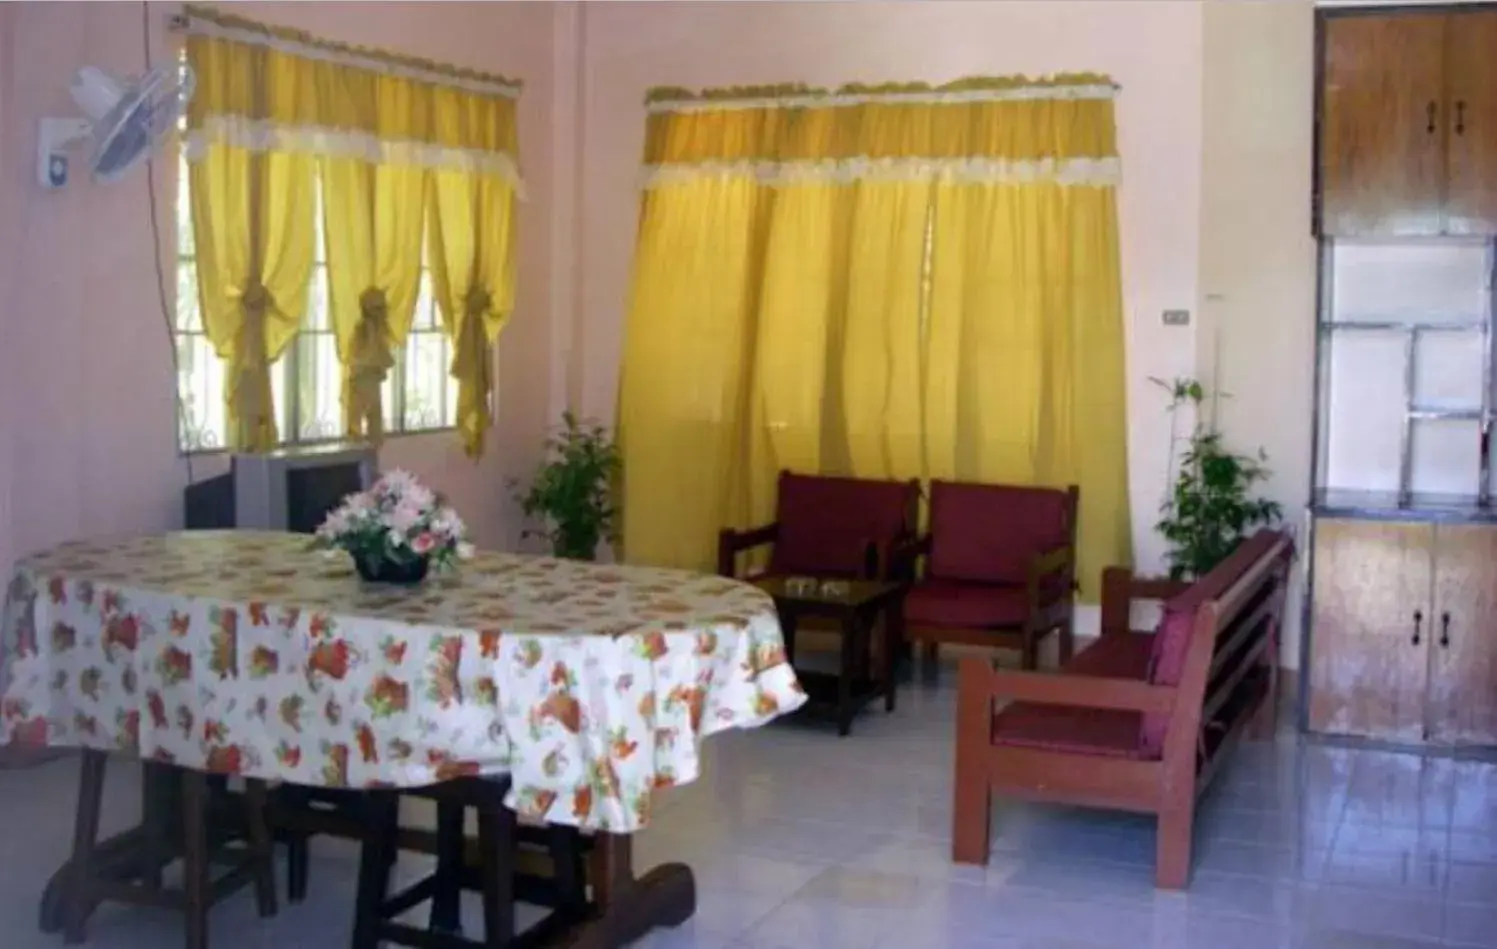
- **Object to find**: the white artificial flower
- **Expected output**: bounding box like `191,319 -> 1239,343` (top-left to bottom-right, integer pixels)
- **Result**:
456,541 -> 476,560
434,508 -> 467,540
388,499 -> 424,534
404,481 -> 436,510
379,469 -> 418,498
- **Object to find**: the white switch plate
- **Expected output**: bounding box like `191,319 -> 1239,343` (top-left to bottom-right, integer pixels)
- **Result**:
1162,309 -> 1190,326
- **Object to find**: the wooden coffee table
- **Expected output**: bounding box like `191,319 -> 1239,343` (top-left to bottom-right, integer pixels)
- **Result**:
752,577 -> 907,736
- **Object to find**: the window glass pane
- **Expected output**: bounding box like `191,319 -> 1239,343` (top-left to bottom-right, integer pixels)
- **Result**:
404,330 -> 450,431
416,270 -> 438,331
176,261 -> 201,332
178,333 -> 224,452
294,331 -> 341,442
306,264 -> 331,332
176,154 -> 195,259
270,350 -> 289,443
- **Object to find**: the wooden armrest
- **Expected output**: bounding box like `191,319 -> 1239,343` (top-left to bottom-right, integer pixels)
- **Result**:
966,660 -> 1176,713
716,523 -> 778,577
1026,544 -> 1074,598
1099,567 -> 1192,637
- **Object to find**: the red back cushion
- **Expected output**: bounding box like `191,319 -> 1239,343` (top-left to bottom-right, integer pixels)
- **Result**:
770,473 -> 917,578
927,481 -> 1073,584
1138,529 -> 1289,758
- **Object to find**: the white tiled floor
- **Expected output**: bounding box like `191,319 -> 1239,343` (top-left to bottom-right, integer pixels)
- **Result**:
3,670 -> 1497,949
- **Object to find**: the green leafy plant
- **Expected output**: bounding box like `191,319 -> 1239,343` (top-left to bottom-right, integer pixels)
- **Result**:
1154,377 -> 1281,580
513,411 -> 621,561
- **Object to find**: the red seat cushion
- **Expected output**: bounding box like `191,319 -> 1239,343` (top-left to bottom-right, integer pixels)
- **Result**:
1061,632 -> 1153,680
905,579 -> 1030,629
927,480 -> 1073,585
770,473 -> 917,578
992,703 -> 1144,759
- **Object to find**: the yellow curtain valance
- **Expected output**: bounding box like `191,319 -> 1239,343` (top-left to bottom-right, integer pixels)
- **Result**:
181,4 -> 522,191
640,74 -> 1117,189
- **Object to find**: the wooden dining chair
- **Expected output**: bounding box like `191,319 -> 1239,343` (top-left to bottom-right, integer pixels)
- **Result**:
60,753 -> 277,949
350,776 -> 589,949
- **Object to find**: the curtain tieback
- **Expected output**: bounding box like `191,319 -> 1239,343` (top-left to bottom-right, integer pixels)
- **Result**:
451,284 -> 493,380
347,287 -> 395,441
231,279 -> 277,442
450,284 -> 495,458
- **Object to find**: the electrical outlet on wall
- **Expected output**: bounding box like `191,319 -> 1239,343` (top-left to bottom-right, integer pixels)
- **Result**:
1162,309 -> 1191,326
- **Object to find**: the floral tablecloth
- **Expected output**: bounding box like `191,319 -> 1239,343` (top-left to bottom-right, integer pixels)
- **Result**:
0,531 -> 805,832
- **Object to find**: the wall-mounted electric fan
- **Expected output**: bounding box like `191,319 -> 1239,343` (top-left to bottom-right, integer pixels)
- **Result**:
36,65 -> 195,189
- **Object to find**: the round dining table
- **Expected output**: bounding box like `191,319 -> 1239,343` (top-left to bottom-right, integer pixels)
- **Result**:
0,530 -> 807,948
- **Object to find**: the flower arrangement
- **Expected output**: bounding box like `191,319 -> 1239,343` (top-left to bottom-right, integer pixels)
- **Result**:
314,470 -> 473,583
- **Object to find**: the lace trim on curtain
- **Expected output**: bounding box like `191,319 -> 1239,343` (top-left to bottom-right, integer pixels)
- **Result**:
640,156 -> 1121,189
646,83 -> 1116,114
184,116 -> 527,197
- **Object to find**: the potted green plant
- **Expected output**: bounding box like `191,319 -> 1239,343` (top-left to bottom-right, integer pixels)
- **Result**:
1154,377 -> 1281,580
513,411 -> 621,561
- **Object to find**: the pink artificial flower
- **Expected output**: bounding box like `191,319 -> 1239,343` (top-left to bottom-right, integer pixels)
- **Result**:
411,532 -> 437,555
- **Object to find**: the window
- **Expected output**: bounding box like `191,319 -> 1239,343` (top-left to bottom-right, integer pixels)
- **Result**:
174,152 -> 459,452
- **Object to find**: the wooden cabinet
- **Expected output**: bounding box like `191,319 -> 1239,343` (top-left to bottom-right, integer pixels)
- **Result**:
1445,9 -> 1497,235
1318,7 -> 1497,237
1310,519 -> 1497,746
1308,520 -> 1433,741
1428,525 -> 1497,743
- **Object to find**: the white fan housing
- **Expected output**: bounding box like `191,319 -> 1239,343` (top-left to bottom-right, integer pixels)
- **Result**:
37,65 -> 195,189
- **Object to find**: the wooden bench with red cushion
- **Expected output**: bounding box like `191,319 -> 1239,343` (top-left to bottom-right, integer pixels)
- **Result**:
950,529 -> 1294,888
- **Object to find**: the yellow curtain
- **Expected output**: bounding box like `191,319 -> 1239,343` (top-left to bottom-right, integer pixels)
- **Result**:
315,64 -> 427,444
425,84 -> 521,459
619,77 -> 1132,594
186,32 -> 316,451
925,76 -> 1130,597
617,91 -> 786,568
183,4 -> 523,457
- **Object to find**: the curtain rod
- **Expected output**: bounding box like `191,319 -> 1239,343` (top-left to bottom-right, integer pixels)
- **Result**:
167,6 -> 522,100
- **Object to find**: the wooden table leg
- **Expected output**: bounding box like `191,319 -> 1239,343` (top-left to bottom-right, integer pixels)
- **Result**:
61,749 -> 107,945
879,603 -> 898,714
565,834 -> 695,949
836,615 -> 856,737
182,770 -> 210,949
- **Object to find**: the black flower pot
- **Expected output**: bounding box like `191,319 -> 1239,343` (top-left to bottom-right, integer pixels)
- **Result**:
354,556 -> 430,585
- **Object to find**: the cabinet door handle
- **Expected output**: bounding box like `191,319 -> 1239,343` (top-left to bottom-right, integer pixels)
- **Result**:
1413,609 -> 1423,646
1456,100 -> 1467,136
1428,101 -> 1439,134
1440,612 -> 1451,648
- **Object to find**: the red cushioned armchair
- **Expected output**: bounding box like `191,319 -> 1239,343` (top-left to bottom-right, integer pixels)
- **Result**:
716,470 -> 921,581
899,480 -> 1078,671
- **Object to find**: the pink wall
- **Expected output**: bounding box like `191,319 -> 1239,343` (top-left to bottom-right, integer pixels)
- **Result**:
0,1 -> 560,576
0,4 -> 17,586
567,0 -> 1206,571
